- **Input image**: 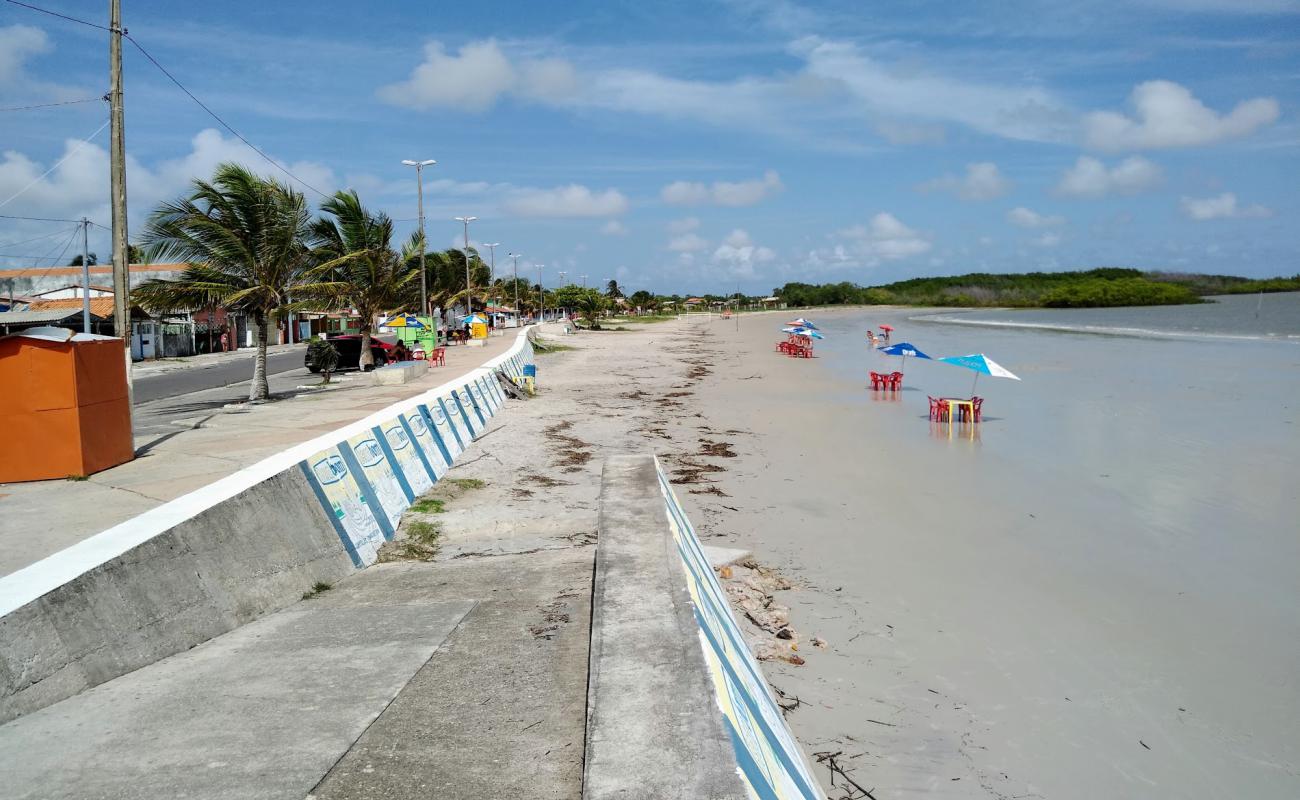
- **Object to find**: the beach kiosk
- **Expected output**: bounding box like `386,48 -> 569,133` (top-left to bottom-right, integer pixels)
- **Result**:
0,327 -> 134,482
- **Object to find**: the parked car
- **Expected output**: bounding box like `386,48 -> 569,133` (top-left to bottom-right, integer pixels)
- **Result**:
305,334 -> 394,372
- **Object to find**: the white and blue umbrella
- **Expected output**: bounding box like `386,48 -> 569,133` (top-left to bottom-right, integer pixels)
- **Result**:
782,326 -> 825,340
879,341 -> 931,372
937,353 -> 1021,395
786,318 -> 818,330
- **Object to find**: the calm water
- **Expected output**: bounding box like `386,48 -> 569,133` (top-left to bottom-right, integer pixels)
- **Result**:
794,299 -> 1299,794
914,292 -> 1300,342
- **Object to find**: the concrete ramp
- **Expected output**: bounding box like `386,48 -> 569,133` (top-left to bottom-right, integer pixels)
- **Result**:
0,598 -> 473,799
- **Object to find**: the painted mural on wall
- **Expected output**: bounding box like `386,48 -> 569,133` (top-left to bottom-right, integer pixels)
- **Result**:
295,330 -> 534,570
656,459 -> 823,800
298,446 -> 386,567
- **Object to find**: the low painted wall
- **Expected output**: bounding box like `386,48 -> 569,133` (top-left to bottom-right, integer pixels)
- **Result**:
656,458 -> 822,800
0,330 -> 536,723
585,454 -> 821,800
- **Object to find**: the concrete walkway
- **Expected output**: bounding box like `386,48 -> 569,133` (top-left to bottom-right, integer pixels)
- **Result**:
0,548 -> 593,800
0,333 -> 519,577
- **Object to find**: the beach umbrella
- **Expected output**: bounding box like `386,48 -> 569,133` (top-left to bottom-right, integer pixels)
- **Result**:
879,341 -> 931,372
385,314 -> 424,329
786,318 -> 818,330
782,326 -> 825,339
937,353 -> 1021,395
879,324 -> 893,332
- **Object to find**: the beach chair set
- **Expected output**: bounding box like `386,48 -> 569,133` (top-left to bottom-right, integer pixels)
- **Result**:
775,335 -> 814,358
928,396 -> 984,423
410,345 -> 446,366
869,370 -> 903,390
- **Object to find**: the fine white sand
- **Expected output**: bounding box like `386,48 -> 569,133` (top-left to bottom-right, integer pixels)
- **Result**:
443,313 -> 1299,799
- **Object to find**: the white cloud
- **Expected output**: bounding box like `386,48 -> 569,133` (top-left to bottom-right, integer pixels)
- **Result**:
1179,192 -> 1273,220
1007,206 -> 1065,228
377,40 -> 516,111
600,220 -> 628,236
501,184 -> 629,217
1034,232 -> 1062,248
0,24 -> 49,87
1084,80 -> 1279,151
818,212 -> 931,268
794,37 -> 1073,143
1055,155 -> 1163,198
377,36 -> 1074,147
668,232 -> 709,252
666,217 -> 700,234
661,170 -> 783,207
710,228 -> 775,278
919,162 -> 1010,200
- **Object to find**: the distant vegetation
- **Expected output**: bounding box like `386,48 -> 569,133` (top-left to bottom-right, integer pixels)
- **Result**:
771,268 -> 1300,309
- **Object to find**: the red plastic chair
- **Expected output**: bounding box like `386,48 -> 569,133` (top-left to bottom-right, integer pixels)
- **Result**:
431,347 -> 446,367
972,396 -> 983,422
890,371 -> 903,390
869,371 -> 882,389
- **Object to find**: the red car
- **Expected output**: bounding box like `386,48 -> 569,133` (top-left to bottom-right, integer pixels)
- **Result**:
306,334 -> 395,372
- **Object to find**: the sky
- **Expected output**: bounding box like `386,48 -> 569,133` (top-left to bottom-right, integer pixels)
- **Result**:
1,0 -> 1297,294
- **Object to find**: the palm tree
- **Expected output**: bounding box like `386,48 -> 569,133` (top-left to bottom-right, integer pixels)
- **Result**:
133,163 -> 322,401
308,190 -> 422,369
575,291 -> 607,330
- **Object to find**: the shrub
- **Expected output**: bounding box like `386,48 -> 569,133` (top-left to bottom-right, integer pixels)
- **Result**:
306,336 -> 340,382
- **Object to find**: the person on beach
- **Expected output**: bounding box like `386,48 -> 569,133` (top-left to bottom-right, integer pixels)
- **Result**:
391,341 -> 409,362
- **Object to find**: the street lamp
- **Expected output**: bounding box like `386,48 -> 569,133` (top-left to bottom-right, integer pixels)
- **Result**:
483,242 -> 499,321
401,159 -> 436,317
454,215 -> 477,318
509,252 -> 522,326
580,274 -> 588,288
536,264 -> 545,324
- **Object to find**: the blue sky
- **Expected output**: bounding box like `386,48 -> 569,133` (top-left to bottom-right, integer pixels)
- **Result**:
1,0 -> 1296,293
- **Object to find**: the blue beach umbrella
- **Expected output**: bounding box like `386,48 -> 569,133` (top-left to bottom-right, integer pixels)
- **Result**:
786,317 -> 818,330
782,326 -> 825,340
937,353 -> 1021,395
878,341 -> 931,372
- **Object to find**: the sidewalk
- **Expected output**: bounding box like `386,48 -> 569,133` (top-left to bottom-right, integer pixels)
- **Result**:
0,333 -> 519,578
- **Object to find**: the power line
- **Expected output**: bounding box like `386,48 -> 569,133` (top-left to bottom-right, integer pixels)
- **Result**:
0,117 -> 110,210
0,226 -> 81,250
0,96 -> 106,113
2,0 -> 110,31
0,213 -> 92,223
124,33 -> 328,198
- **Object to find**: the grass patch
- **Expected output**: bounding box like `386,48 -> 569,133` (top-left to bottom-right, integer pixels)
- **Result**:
407,520 -> 441,546
301,581 -> 332,600
409,497 -> 446,514
448,477 -> 486,490
66,474 -> 88,481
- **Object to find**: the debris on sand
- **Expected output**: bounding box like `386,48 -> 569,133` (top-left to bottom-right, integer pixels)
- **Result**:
717,559 -> 804,665
697,438 -> 738,458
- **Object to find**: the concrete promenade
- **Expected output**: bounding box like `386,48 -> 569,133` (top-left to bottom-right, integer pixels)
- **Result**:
0,334 -> 516,577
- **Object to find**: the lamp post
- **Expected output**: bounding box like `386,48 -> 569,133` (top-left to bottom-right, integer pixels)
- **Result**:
454,216 -> 477,318
509,252 -> 521,327
483,242 -> 499,323
536,264 -> 545,324
401,159 -> 436,318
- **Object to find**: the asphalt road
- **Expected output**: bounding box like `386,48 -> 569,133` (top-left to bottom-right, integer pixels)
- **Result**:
133,350 -> 308,404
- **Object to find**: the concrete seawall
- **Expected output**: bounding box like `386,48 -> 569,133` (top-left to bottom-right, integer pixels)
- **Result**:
0,330 -> 537,724
587,454 -> 822,800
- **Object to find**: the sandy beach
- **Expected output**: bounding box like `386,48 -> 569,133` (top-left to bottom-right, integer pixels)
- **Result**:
428,306 -> 1298,799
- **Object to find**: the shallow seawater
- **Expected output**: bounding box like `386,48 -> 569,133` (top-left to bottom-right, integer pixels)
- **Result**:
778,300 -> 1300,794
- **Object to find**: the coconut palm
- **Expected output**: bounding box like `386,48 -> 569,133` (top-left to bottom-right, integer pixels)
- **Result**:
133,163 -> 323,401
308,190 -> 423,369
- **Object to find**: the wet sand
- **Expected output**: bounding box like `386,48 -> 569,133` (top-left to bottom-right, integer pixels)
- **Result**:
437,312 -> 1299,799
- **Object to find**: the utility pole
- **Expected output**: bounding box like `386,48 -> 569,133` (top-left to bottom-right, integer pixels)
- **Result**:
508,252 -> 521,326
109,0 -> 130,345
401,159 -> 436,318
80,217 -> 91,334
580,274 -> 587,288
